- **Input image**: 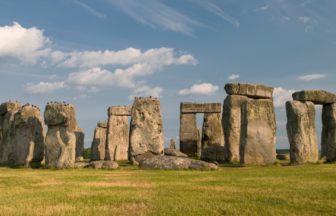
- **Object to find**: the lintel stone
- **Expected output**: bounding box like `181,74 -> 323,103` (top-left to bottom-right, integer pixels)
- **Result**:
97,122 -> 107,128
108,106 -> 132,116
180,103 -> 221,113
292,90 -> 336,105
224,83 -> 273,99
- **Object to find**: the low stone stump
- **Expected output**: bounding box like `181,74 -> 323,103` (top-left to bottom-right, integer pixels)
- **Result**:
276,154 -> 290,160
170,138 -> 175,149
88,161 -> 119,169
139,156 -> 218,170
91,122 -> 107,161
321,104 -> 336,161
201,146 -> 225,162
201,113 -> 223,149
164,148 -> 188,158
74,126 -> 84,161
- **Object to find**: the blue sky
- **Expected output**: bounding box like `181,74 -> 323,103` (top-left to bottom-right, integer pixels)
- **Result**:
0,0 -> 335,149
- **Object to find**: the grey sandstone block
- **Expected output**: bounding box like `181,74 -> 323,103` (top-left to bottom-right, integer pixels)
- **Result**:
180,103 -> 221,113
108,106 -> 132,116
292,90 -> 336,105
224,83 -> 274,99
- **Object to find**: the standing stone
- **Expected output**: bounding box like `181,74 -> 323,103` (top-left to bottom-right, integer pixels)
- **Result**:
13,105 -> 45,167
222,95 -> 248,162
74,126 -> 84,161
180,113 -> 198,157
170,138 -> 175,149
105,115 -> 129,161
240,99 -> 276,165
44,103 -> 77,167
91,122 -> 107,161
197,127 -> 201,157
321,104 -> 336,161
129,98 -> 164,162
286,101 -> 318,164
201,113 -> 223,149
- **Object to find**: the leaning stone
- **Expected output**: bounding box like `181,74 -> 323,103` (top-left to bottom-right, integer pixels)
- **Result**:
180,113 -> 198,157
276,154 -> 290,160
240,99 -> 276,165
201,113 -> 223,149
321,104 -> 336,161
13,105 -> 45,167
224,83 -> 274,99
222,95 -> 248,162
170,138 -> 175,149
180,103 -> 222,113
164,148 -> 188,158
74,126 -> 84,161
44,103 -> 77,167
201,146 -> 225,162
91,122 -> 107,161
88,161 -> 118,169
139,156 -> 218,170
129,98 -> 164,162
286,101 -> 318,164
292,90 -> 336,105
108,106 -> 132,116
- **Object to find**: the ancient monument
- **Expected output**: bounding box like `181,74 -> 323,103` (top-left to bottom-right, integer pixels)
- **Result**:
223,83 -> 276,164
170,138 -> 175,149
105,106 -> 131,161
44,102 -> 77,167
286,90 -> 336,163
91,122 -> 107,161
180,103 -> 223,157
74,126 -> 84,162
129,97 -> 164,163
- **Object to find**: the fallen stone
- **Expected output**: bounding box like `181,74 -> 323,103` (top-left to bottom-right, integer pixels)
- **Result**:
213,161 -> 219,166
292,90 -> 336,105
276,154 -> 290,160
240,99 -> 276,165
224,83 -> 274,99
88,161 -> 119,169
139,156 -> 218,170
74,126 -> 84,161
321,104 -> 336,161
170,138 -> 175,149
201,113 -> 223,149
91,122 -> 107,161
222,95 -> 248,162
180,102 -> 221,113
286,101 -> 318,164
201,146 -> 225,162
75,156 -> 84,162
69,162 -> 89,168
164,148 -> 188,157
180,113 -> 198,157
129,98 -> 164,162
108,106 -> 132,116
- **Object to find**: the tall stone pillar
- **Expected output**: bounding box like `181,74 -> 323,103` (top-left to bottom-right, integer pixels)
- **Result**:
180,113 -> 197,157
286,101 -> 318,164
201,113 -> 223,150
322,104 -> 336,161
74,126 -> 84,161
170,138 -> 175,149
240,99 -> 276,165
197,127 -> 201,157
91,122 -> 107,161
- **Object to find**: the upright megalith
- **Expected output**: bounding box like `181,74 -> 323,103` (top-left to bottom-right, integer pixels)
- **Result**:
180,113 -> 197,157
0,102 -> 22,165
105,106 -> 131,161
170,138 -> 175,149
201,113 -> 223,149
197,127 -> 201,157
13,105 -> 45,167
44,102 -> 77,167
91,122 -> 107,161
129,97 -> 164,162
240,99 -> 276,165
74,126 -> 84,161
286,101 -> 318,164
321,104 -> 336,161
222,95 -> 248,162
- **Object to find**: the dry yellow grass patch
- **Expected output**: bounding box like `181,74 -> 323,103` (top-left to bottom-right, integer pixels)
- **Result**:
81,181 -> 152,187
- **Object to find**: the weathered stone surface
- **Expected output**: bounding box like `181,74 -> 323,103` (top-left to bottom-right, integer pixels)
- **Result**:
88,161 -> 118,169
276,154 -> 290,160
201,146 -> 225,162
13,106 -> 45,167
44,103 -> 77,167
286,101 -> 318,164
69,162 -> 89,168
164,148 -> 188,157
321,104 -> 336,161
75,126 -> 84,161
91,124 -> 107,161
180,103 -> 221,113
129,98 -> 164,162
240,99 -> 276,165
197,127 -> 201,157
201,113 -> 223,149
105,115 -> 129,161
139,156 -> 218,170
170,138 -> 175,149
75,156 -> 83,162
292,90 -> 336,105
108,106 -> 132,116
222,95 -> 248,162
97,122 -> 107,128
0,102 -> 22,115
224,83 -> 274,99
180,113 -> 198,157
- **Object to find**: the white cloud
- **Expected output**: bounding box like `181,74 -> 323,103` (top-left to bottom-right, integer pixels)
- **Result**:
255,5 -> 269,11
73,94 -> 89,100
276,120 -> 286,126
25,82 -> 67,94
49,74 -> 56,79
72,0 -> 106,19
298,74 -> 326,81
281,17 -> 290,22
128,86 -> 163,100
178,83 -> 219,95
228,74 -> 239,80
276,136 -> 288,142
0,22 -> 51,65
273,87 -> 297,107
298,17 -> 310,23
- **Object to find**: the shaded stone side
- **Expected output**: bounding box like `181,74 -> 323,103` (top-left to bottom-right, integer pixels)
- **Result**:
105,115 -> 129,161
240,99 -> 276,165
201,146 -> 225,162
197,127 -> 201,157
129,98 -> 164,162
292,90 -> 336,105
180,113 -> 198,157
224,83 -> 273,99
0,102 -> 22,115
170,138 -> 175,149
91,125 -> 107,161
286,101 -> 318,164
75,126 -> 84,160
108,106 -> 132,116
321,104 -> 336,161
201,113 -> 223,150
222,95 -> 248,162
180,103 -> 222,113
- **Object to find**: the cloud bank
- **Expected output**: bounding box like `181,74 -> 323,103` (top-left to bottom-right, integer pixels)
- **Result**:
178,83 -> 219,95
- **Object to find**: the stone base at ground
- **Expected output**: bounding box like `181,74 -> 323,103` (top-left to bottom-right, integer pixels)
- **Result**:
139,156 -> 218,170
276,154 -> 290,160
201,146 -> 225,162
88,161 -> 119,169
164,148 -> 188,157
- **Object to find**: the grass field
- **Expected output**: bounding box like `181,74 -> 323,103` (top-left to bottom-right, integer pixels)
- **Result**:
0,160 -> 335,215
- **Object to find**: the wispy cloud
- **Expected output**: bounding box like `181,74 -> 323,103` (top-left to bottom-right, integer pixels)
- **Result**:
298,74 -> 326,81
25,82 -> 67,94
73,0 -> 106,19
178,83 -> 219,95
255,5 -> 269,11
281,16 -> 290,22
298,17 -> 310,23
73,94 -> 89,100
273,87 -> 297,107
228,74 -> 239,80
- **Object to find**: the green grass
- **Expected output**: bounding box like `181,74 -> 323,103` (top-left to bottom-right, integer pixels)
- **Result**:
0,160 -> 336,215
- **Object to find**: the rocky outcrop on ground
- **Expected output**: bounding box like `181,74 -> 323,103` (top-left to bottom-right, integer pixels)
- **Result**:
164,148 -> 188,158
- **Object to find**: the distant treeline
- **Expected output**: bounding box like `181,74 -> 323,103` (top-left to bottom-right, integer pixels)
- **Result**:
276,149 -> 290,154
84,148 -> 91,159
